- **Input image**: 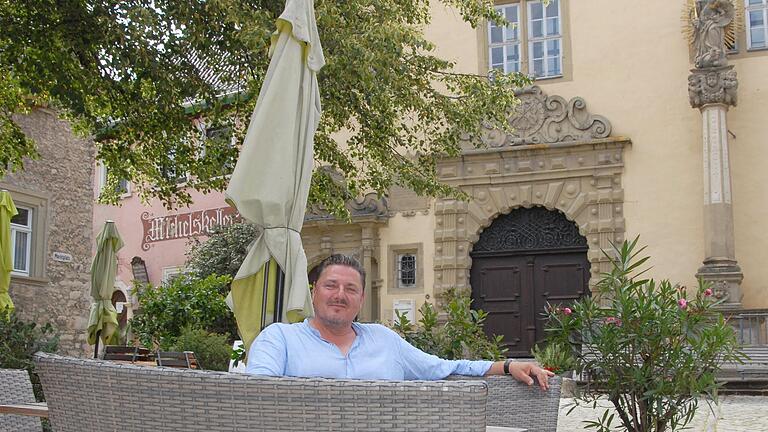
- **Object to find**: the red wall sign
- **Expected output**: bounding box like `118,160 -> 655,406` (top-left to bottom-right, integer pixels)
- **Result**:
141,206 -> 241,250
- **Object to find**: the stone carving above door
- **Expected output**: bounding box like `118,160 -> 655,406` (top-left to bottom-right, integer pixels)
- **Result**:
479,86 -> 612,147
436,123 -> 629,295
473,206 -> 587,253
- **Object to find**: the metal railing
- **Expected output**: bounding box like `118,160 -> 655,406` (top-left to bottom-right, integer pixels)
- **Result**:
726,309 -> 768,347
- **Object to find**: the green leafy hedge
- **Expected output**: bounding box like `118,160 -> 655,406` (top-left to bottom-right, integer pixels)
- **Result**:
171,327 -> 232,371
130,274 -> 234,349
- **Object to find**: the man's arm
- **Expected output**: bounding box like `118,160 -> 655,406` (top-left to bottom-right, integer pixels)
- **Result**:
245,324 -> 288,376
484,360 -> 554,391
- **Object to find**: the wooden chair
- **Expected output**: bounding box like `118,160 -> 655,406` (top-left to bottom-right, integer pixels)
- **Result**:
102,346 -> 151,362
155,351 -> 201,369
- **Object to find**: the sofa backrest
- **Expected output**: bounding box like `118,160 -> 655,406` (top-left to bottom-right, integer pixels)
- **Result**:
450,374 -> 562,432
0,368 -> 42,432
34,352 -> 488,432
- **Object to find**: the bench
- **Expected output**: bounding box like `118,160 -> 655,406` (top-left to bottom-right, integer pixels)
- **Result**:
155,350 -> 200,369
719,346 -> 768,382
102,345 -> 151,362
34,352 -> 560,432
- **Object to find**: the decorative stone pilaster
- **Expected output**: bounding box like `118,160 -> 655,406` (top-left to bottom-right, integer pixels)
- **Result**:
689,73 -> 743,308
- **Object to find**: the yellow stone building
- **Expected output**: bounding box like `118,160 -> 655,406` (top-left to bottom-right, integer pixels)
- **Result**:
305,0 -> 768,356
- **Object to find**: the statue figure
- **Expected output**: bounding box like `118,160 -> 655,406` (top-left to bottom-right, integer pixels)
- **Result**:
691,0 -> 735,68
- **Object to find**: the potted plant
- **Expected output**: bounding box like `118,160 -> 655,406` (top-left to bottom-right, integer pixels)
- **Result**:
542,237 -> 744,432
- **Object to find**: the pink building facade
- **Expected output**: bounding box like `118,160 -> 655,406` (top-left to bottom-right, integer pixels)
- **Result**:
92,165 -> 240,319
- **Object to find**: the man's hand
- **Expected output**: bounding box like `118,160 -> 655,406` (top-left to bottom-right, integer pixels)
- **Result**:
485,360 -> 555,391
507,361 -> 554,391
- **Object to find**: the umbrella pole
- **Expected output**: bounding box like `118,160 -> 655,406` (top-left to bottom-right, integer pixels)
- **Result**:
93,330 -> 101,359
274,268 -> 285,323
260,261 -> 270,331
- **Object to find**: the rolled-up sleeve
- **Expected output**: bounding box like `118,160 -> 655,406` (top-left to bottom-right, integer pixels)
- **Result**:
392,330 -> 493,380
245,325 -> 288,376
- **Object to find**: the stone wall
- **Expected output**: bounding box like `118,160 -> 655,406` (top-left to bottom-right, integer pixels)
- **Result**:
2,108 -> 94,357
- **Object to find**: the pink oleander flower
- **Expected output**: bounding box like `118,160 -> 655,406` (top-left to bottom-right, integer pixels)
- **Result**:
704,288 -> 713,297
563,307 -> 572,316
678,298 -> 688,309
604,316 -> 622,327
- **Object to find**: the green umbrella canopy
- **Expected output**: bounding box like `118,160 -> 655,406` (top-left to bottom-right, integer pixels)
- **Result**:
0,190 -> 18,312
87,220 -> 124,345
225,0 -> 324,351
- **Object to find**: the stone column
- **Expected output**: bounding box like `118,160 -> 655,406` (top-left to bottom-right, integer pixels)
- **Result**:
360,224 -> 375,321
688,66 -> 743,308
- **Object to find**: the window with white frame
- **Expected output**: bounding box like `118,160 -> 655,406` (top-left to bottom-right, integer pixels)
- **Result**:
396,254 -> 416,288
99,163 -> 130,196
488,0 -> 563,79
10,207 -> 32,276
747,0 -> 768,50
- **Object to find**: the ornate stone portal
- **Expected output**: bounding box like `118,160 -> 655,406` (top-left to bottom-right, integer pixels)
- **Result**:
434,86 -> 628,294
303,193 -> 389,321
686,0 -> 743,308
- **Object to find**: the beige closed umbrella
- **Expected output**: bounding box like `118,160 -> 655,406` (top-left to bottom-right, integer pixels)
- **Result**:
0,190 -> 17,312
88,220 -> 124,357
225,0 -> 324,353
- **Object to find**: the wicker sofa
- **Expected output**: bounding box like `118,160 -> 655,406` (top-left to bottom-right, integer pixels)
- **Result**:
34,352 -> 560,432
0,368 -> 42,432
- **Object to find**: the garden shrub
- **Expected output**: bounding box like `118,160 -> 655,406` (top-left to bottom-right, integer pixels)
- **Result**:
0,307 -> 59,404
391,288 -> 507,361
543,237 -> 744,432
171,327 -> 232,371
130,274 -> 235,348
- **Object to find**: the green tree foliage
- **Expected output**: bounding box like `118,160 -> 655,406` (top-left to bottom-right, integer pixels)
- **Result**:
170,327 -> 233,371
185,222 -> 259,281
543,238 -> 745,432
0,1 -> 527,216
130,274 -> 235,348
391,288 -> 507,361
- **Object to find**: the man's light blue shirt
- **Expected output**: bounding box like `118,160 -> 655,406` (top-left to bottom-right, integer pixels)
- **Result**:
246,319 -> 493,380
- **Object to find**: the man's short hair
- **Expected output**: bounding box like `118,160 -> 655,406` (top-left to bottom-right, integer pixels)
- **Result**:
314,254 -> 366,290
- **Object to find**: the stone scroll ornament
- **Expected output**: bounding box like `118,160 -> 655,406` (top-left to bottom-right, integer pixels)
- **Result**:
682,0 -> 742,69
479,86 -> 612,147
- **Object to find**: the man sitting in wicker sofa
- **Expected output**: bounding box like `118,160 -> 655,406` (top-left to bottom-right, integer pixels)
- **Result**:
246,254 -> 553,391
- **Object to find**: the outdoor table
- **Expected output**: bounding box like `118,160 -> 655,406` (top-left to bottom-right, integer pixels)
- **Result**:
0,401 -> 49,418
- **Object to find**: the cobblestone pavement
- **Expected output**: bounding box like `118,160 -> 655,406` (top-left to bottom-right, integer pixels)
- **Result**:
557,396 -> 768,431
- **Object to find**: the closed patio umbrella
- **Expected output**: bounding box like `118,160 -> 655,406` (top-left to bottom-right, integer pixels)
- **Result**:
225,0 -> 324,353
0,190 -> 17,312
88,220 -> 123,357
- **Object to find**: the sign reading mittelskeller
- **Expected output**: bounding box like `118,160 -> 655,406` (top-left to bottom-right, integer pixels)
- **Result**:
141,206 -> 241,250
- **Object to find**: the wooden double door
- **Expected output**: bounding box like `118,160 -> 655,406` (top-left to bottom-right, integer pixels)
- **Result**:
469,207 -> 589,358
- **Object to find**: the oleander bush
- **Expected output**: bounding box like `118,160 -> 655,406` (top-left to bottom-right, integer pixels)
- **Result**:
543,237 -> 744,432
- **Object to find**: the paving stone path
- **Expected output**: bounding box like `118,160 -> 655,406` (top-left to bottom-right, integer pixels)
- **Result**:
556,396 -> 768,431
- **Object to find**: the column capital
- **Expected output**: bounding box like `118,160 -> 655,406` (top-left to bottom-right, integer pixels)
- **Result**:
688,66 -> 738,109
